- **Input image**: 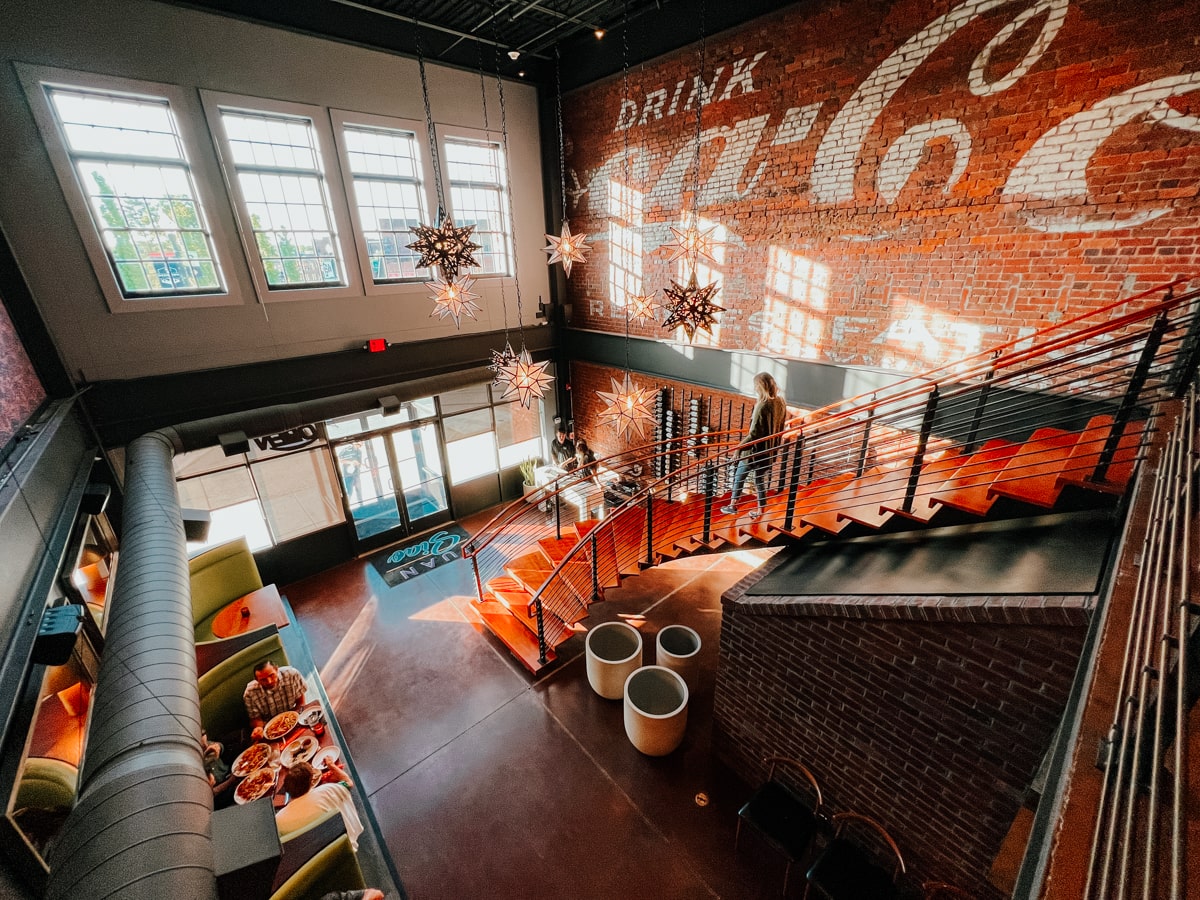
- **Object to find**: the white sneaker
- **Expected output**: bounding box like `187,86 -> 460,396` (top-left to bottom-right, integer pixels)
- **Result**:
748,507 -> 762,520
719,504 -> 739,515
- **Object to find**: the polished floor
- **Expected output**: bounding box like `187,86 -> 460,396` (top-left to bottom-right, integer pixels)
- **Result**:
283,508 -> 791,900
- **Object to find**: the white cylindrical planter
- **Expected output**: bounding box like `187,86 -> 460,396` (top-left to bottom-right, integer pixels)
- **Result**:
585,621 -> 644,700
655,625 -> 702,690
623,665 -> 689,756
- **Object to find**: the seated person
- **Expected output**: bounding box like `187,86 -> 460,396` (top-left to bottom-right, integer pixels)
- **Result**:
550,427 -> 575,466
567,440 -> 599,482
244,660 -> 307,741
276,761 -> 364,850
201,730 -> 236,809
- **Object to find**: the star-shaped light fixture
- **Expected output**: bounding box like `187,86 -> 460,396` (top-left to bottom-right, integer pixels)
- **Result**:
494,346 -> 554,408
406,217 -> 481,280
667,221 -> 717,269
597,372 -> 657,441
662,272 -> 724,342
427,273 -> 480,328
628,293 -> 657,326
543,222 -> 590,278
489,341 -> 518,384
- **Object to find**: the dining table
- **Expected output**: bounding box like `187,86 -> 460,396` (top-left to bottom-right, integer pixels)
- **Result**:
210,583 -> 291,640
230,700 -> 341,809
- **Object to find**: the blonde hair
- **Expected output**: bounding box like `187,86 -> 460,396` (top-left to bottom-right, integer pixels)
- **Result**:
753,372 -> 779,400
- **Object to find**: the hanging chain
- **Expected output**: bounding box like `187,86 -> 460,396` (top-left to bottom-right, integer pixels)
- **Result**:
690,0 -> 707,226
622,0 -> 632,374
490,0 -> 526,346
415,33 -> 446,220
556,46 -> 569,227
477,36 -> 509,340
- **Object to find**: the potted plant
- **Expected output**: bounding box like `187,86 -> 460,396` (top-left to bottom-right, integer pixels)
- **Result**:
519,458 -> 540,502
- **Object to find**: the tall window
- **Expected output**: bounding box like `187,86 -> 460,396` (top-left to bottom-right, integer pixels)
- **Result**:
334,115 -> 430,284
218,108 -> 343,288
443,136 -> 511,275
16,65 -> 232,310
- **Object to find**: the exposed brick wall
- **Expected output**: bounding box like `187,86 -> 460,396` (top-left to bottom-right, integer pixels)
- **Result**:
567,360 -> 760,459
0,297 -> 44,447
713,553 -> 1089,896
563,0 -> 1200,371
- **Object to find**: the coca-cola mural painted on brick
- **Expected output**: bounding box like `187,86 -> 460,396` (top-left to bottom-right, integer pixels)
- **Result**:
563,0 -> 1200,370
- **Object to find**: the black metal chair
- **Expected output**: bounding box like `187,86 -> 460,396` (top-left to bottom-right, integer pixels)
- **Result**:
804,811 -> 906,900
735,756 -> 826,896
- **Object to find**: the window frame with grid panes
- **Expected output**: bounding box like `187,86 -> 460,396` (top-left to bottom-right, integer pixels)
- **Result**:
200,90 -> 362,302
329,109 -> 440,293
435,125 -> 513,277
15,64 -> 244,313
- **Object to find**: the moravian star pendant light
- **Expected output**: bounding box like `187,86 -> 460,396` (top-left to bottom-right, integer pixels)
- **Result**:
543,48 -> 590,278
661,0 -> 721,343
597,1 -> 655,441
407,37 -> 481,316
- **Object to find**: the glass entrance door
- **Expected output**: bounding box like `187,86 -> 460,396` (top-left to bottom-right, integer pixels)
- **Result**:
333,421 -> 452,551
391,423 -> 449,530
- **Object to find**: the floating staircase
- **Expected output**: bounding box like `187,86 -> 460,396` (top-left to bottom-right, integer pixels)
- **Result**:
463,281 -> 1200,675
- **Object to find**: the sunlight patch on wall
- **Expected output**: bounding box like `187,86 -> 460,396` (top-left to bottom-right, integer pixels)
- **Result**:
729,351 -> 787,397
756,246 -> 829,359
608,178 -> 644,310
873,297 -> 984,371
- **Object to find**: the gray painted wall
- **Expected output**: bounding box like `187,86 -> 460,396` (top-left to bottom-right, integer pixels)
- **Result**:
0,0 -> 550,383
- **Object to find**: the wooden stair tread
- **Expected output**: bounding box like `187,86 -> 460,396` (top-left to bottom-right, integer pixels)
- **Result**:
485,576 -> 536,616
1059,416 -> 1144,493
989,428 -> 1080,507
797,473 -> 859,534
505,568 -> 552,595
928,440 -> 1020,515
881,449 -> 964,521
476,599 -> 557,675
507,550 -> 553,572
837,465 -> 908,528
537,535 -> 579,564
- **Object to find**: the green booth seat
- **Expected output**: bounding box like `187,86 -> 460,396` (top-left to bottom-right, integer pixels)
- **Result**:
198,631 -> 289,743
190,537 -> 264,643
269,834 -> 366,900
14,757 -> 79,812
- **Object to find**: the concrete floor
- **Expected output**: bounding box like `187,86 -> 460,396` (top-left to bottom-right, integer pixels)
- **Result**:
283,509 -> 792,900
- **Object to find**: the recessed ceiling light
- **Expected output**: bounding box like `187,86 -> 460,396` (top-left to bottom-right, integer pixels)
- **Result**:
508,50 -> 520,60
518,70 -> 526,77
594,28 -> 606,39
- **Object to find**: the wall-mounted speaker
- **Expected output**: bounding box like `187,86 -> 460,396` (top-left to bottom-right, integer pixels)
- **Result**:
218,430 -> 250,456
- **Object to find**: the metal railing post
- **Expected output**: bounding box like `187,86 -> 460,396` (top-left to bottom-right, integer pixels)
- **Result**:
903,386 -> 939,514
1096,313 -> 1169,482
534,597 -> 548,667
964,354 -> 998,452
784,432 -> 804,531
469,552 -> 484,603
591,530 -> 601,603
856,401 -> 875,477
554,476 -> 562,540
645,490 -> 655,568
702,461 -> 715,542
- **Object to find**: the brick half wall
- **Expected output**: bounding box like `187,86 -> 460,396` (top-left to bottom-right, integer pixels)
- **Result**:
713,553 -> 1090,896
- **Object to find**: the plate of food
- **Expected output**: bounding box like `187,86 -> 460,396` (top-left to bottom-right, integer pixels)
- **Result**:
263,710 -> 299,741
234,766 -> 278,804
311,746 -> 340,769
298,707 -> 325,728
279,734 -> 319,767
231,742 -> 273,778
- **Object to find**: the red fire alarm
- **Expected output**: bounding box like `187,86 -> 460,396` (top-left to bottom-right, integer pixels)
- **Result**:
365,338 -> 389,353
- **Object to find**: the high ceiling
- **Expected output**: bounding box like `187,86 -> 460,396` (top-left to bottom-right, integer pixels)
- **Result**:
166,0 -> 799,88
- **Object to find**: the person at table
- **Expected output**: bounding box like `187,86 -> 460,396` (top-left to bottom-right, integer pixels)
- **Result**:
567,440 -> 599,482
201,729 -> 236,809
550,426 -> 575,466
244,660 -> 306,740
275,761 -> 364,850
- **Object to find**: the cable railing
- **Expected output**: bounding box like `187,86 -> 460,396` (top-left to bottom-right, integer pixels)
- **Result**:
465,280 -> 1200,665
1082,387 -> 1197,900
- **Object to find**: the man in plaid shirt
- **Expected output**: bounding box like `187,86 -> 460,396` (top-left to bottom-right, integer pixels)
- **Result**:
244,660 -> 306,739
